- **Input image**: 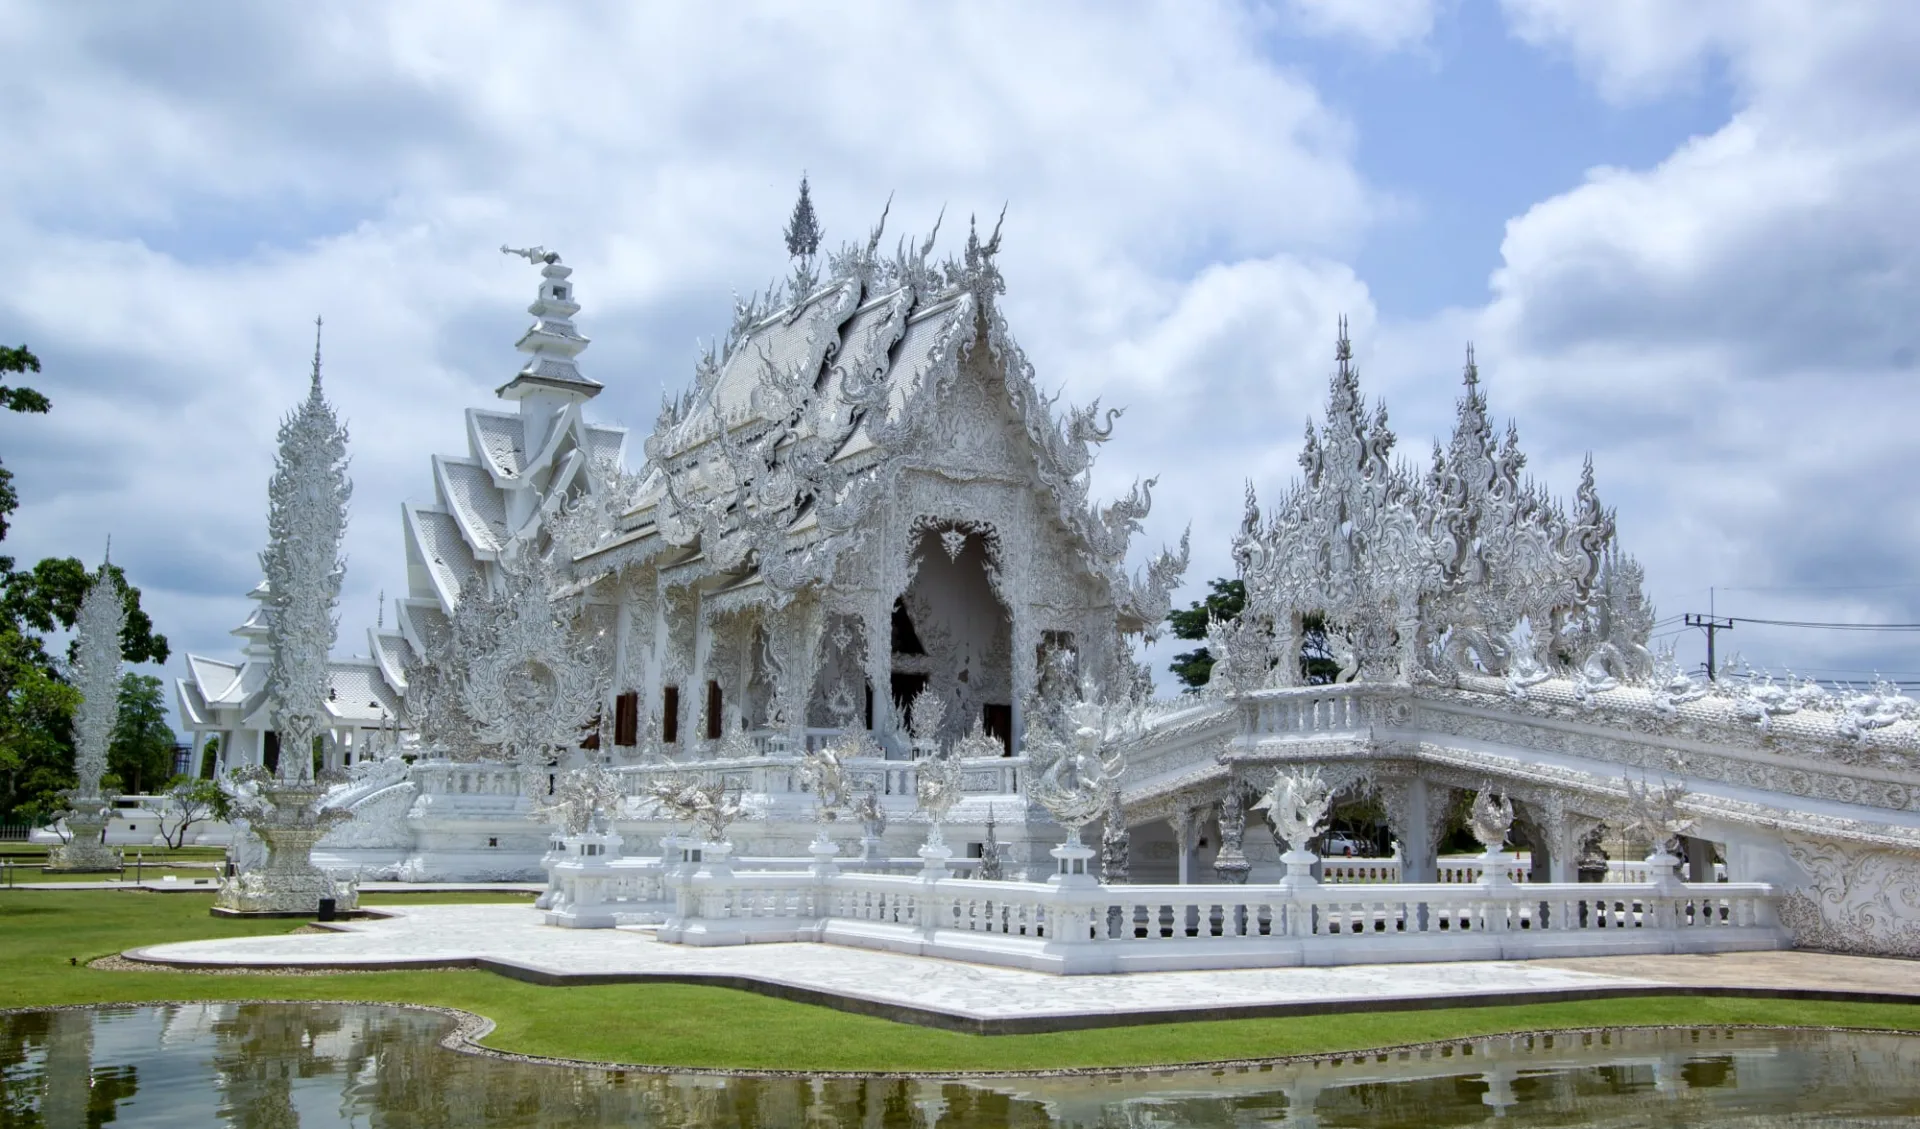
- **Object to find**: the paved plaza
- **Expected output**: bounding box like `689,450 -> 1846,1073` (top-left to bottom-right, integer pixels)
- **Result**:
125,904 -> 1920,1033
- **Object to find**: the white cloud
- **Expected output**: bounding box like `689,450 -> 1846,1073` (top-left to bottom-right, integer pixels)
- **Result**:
1457,0 -> 1920,679
1281,0 -> 1437,53
0,0 -> 1390,700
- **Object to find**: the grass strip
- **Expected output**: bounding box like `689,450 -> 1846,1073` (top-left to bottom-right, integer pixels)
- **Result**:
5,888 -> 1918,1074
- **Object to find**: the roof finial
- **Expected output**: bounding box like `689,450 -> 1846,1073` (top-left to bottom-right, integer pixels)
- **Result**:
1463,342 -> 1478,388
783,172 -> 822,260
501,244 -> 560,265
495,243 -> 598,403
311,315 -> 323,389
102,534 -> 111,567
376,588 -> 385,630
1335,315 -> 1352,368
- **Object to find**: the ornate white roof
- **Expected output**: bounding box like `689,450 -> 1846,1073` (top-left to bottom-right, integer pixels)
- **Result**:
403,504 -> 481,611
467,409 -> 527,481
324,660 -> 403,724
367,628 -> 409,693
433,455 -> 510,556
594,211 -> 1187,633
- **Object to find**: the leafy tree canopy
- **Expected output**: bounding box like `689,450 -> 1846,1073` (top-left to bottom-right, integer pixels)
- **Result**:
0,344 -> 172,823
1,557 -> 169,665
1,345 -> 50,543
106,673 -> 177,795
1166,578 -> 1340,691
1167,578 -> 1244,690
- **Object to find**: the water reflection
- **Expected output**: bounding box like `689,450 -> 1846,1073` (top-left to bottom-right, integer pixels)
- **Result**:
4,1004 -> 1919,1127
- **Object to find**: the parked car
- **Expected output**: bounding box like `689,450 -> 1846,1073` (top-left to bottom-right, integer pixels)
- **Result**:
1321,833 -> 1365,857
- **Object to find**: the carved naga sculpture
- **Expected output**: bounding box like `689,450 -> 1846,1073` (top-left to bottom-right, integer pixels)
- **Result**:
1252,767 -> 1333,856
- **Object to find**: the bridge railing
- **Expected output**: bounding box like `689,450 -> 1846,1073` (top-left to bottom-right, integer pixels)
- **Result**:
623,854 -> 1784,973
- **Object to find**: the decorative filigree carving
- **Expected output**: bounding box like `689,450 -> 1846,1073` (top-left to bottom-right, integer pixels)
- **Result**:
913,752 -> 964,848
1252,767 -> 1333,854
1623,773 -> 1693,854
1029,698 -> 1139,846
1781,837 -> 1920,958
645,771 -> 743,844
262,330 -> 351,787
534,764 -> 625,835
1468,785 -> 1514,851
459,549 -> 607,779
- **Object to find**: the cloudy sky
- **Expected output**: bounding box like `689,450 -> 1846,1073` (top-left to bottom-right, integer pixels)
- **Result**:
2,0 -> 1917,716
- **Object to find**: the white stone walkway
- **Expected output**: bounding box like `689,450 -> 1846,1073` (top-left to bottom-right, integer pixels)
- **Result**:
130,904 -> 1664,1027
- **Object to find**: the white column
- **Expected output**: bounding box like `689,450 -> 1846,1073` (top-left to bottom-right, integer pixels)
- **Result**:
1173,809 -> 1193,886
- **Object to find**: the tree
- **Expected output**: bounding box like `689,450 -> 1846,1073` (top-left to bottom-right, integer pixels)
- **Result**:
107,673 -> 176,795
0,345 -> 50,544
0,344 -> 171,823
1,557 -> 169,666
1166,578 -> 1340,691
198,735 -> 221,778
157,775 -> 231,849
1167,578 -> 1244,690
0,626 -> 79,825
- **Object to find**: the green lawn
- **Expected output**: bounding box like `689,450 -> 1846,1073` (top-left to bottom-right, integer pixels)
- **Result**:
4,888 -> 1919,1073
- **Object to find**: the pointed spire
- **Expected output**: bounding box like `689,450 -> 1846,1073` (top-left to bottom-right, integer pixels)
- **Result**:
102,534 -> 111,568
783,173 -> 823,260
376,588 -> 385,630
1462,341 -> 1478,388
497,244 -> 600,403
311,316 -> 324,390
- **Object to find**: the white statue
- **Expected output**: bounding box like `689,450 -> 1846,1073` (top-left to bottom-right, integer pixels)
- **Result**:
535,764 -> 625,836
1468,786 -> 1515,853
1252,767 -> 1333,855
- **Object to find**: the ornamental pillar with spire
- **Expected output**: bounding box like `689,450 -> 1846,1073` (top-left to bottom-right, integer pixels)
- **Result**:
47,548 -> 126,871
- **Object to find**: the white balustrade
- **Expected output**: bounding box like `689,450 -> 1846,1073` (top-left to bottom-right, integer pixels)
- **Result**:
611,754 -> 1026,801
626,855 -> 1785,973
542,832 -> 673,928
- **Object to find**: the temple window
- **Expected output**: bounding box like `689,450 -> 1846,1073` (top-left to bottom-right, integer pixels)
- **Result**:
706,681 -> 723,740
613,691 -> 640,746
662,685 -> 680,744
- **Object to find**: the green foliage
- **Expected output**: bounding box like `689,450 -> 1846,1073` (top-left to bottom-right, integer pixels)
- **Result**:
198,735 -> 221,778
0,626 -> 80,824
0,344 -> 49,544
1,558 -> 169,666
157,775 -> 230,848
107,674 -> 176,796
1166,578 -> 1341,690
1166,578 -> 1244,689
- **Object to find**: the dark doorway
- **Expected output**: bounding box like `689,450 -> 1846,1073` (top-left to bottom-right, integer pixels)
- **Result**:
982,703 -> 1013,755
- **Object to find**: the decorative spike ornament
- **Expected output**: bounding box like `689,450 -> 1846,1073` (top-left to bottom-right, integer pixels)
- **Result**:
783,173 -> 823,260
46,556 -> 125,871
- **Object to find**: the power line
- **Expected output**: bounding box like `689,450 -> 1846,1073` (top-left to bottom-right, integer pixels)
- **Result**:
1725,616 -> 1920,632
1717,582 -> 1920,592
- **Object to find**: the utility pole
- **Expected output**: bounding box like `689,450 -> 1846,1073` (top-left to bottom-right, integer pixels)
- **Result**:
1685,613 -> 1734,680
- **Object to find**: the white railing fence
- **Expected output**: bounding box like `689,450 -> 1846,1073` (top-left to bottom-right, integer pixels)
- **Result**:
544,836 -> 1785,973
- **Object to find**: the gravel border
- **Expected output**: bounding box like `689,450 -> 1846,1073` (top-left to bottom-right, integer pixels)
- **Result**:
5,998 -> 1918,1080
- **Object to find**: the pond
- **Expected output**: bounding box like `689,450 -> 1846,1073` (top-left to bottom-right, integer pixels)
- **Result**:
4,1003 -> 1919,1127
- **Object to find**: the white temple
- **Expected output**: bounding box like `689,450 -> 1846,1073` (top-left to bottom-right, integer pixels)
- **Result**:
175,188 -> 1920,962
